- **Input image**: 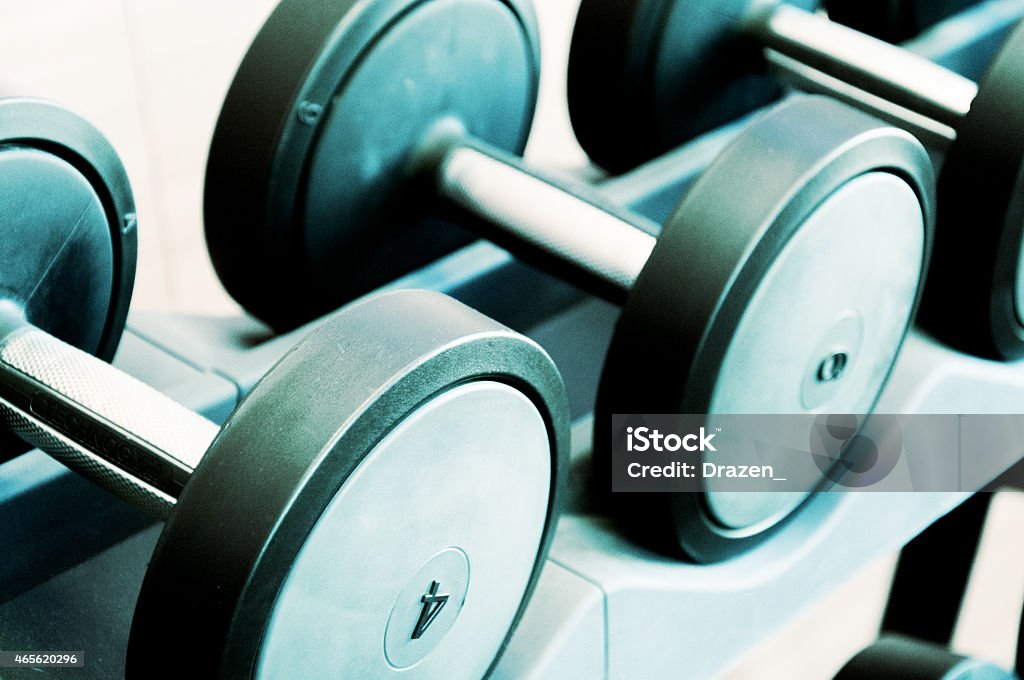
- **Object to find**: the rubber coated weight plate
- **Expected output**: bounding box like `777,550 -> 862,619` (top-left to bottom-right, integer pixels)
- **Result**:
0,152 -> 111,357
835,636 -> 1018,680
129,289 -> 568,679
567,0 -> 818,173
0,99 -> 135,365
918,21 -> 1024,358
205,0 -> 539,330
595,97 -> 933,561
0,98 -> 136,459
827,0 -> 983,43
569,1 -> 1024,360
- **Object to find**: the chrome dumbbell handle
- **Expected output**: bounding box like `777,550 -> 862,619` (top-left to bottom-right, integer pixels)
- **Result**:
432,139 -> 658,305
751,4 -> 978,134
0,307 -> 217,518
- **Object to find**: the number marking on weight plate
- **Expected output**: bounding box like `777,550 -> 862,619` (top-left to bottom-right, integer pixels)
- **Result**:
411,581 -> 450,640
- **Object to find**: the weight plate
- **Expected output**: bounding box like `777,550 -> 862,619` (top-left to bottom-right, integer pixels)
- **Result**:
594,96 -> 934,561
205,0 -> 539,330
917,21 -> 1024,359
835,635 -> 1017,680
567,0 -> 818,173
0,98 -> 136,459
128,289 -> 569,679
0,152 -> 111,361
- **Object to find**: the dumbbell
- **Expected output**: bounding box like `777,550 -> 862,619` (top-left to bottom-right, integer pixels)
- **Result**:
0,99 -> 568,679
0,98 -> 135,461
827,0 -> 986,43
835,636 -> 1019,679
203,0 -> 935,561
568,0 -> 1024,359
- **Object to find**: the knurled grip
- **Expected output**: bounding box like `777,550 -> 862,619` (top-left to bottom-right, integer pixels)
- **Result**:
0,325 -> 218,518
0,409 -> 176,518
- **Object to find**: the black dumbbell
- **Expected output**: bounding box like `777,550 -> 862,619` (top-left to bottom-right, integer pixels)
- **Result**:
836,636 -> 1019,679
828,0 -> 986,44
203,0 -> 935,561
0,99 -> 568,679
569,0 -> 1024,359
0,97 -> 136,461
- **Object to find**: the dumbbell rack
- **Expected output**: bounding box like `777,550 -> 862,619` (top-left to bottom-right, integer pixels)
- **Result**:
1,4 -> 1024,678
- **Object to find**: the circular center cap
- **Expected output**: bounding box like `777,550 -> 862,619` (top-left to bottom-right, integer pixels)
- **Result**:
801,311 -> 864,409
384,548 -> 470,669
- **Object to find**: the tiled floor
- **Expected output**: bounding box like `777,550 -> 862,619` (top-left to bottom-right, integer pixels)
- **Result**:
1,1 -> 1020,677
